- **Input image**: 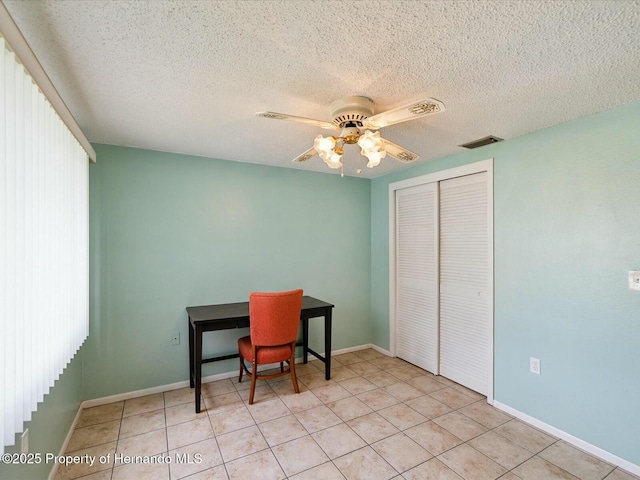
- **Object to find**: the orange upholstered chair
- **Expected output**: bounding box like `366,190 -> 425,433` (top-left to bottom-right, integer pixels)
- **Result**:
238,289 -> 303,404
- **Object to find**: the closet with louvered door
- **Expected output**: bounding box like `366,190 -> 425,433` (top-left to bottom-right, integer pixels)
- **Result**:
395,171 -> 490,396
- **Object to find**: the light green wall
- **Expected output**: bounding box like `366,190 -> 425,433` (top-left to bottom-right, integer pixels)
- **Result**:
0,351 -> 83,480
371,101 -> 640,465
86,145 -> 372,399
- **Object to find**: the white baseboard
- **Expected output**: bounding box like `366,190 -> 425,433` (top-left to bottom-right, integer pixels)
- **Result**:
493,401 -> 640,477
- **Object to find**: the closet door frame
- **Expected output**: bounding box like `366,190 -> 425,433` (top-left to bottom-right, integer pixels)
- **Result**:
388,159 -> 494,404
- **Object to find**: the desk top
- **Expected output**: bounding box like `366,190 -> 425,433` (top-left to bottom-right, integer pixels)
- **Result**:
187,295 -> 334,323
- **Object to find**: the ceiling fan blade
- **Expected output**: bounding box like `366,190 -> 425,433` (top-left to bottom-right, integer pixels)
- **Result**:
292,147 -> 318,163
363,98 -> 445,129
256,111 -> 336,130
382,138 -> 420,163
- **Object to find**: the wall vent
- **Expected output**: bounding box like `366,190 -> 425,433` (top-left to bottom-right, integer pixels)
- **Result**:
460,135 -> 503,149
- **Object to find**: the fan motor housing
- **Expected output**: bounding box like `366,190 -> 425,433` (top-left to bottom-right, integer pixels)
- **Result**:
330,96 -> 374,128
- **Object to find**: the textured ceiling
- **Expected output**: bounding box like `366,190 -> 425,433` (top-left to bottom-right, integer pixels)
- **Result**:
4,0 -> 640,177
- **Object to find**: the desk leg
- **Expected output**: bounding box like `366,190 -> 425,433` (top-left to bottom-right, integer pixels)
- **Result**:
302,317 -> 309,364
194,326 -> 203,413
188,319 -> 195,388
325,309 -> 332,380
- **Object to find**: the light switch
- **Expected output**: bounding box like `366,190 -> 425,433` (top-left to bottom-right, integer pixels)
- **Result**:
629,271 -> 640,291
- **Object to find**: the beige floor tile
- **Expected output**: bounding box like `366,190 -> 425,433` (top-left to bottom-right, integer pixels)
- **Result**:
383,382 -> 424,402
273,376 -> 307,396
356,348 -> 386,360
368,371 -> 404,388
333,446 -> 398,480
293,362 -> 322,376
468,431 -> 534,469
338,376 -> 378,395
356,388 -> 400,411
258,414 -> 308,447
370,356 -> 407,370
406,375 -> 448,394
347,361 -> 382,376
312,382 -> 352,403
166,401 -> 209,426
224,449 -> 285,480
209,405 -> 255,435
111,461 -> 170,480
327,396 -> 373,421
60,354 -> 632,480
295,405 -> 342,433
166,416 -> 213,450
66,419 -> 120,452
123,393 -> 165,417
312,423 -> 367,459
539,441 -> 615,480
76,402 -> 124,428
168,438 -> 223,479
119,409 -> 165,439
493,419 -> 557,453
405,394 -> 453,419
246,397 -> 291,424
116,428 -> 167,460
606,469 -> 640,480
371,432 -> 433,473
404,421 -> 463,456
204,391 -> 244,414
328,365 -> 359,381
333,352 -> 365,365
298,371 -> 333,389
279,389 -> 323,413
429,387 -> 477,409
496,473 -> 522,480
378,403 -> 428,430
512,456 -> 580,480
458,401 -> 512,429
216,425 -> 268,463
347,412 -> 400,444
181,465 -> 229,480
201,379 -> 237,398
432,411 -> 488,441
289,461 -> 346,480
438,443 -> 507,480
403,457 -> 464,480
272,435 -> 329,477
238,383 -> 277,404
164,387 -> 196,408
386,365 -> 424,381
54,442 -> 116,480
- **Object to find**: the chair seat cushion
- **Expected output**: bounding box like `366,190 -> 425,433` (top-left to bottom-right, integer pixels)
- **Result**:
238,336 -> 293,364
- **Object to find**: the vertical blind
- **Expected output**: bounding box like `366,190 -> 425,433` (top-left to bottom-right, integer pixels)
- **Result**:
1,34 -> 90,452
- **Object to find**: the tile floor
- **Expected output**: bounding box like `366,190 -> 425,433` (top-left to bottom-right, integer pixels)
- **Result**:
54,349 -> 639,480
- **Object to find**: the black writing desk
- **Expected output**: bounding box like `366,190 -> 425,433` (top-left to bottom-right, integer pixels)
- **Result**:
187,296 -> 334,413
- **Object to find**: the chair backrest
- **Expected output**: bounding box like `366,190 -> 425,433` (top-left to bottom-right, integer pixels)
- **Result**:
249,289 -> 303,347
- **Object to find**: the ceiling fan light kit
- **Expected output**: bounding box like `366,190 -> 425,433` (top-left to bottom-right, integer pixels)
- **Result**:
256,96 -> 445,175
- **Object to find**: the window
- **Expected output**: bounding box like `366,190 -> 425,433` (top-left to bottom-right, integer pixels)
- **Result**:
1,10 -> 95,453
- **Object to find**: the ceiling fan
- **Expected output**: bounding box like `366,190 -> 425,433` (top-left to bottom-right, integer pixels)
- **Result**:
256,96 -> 445,174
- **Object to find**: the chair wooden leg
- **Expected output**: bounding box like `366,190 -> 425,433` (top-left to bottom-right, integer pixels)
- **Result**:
249,359 -> 257,405
238,356 -> 244,383
289,347 -> 300,394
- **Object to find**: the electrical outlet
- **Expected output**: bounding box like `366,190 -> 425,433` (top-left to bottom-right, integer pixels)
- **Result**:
21,429 -> 29,454
530,357 -> 541,375
171,332 -> 180,346
629,271 -> 640,291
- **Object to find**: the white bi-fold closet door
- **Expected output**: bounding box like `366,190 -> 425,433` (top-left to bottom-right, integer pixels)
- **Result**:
395,170 -> 490,396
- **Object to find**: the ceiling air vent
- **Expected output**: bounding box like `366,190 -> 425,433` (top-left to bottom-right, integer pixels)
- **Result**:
460,135 -> 503,149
